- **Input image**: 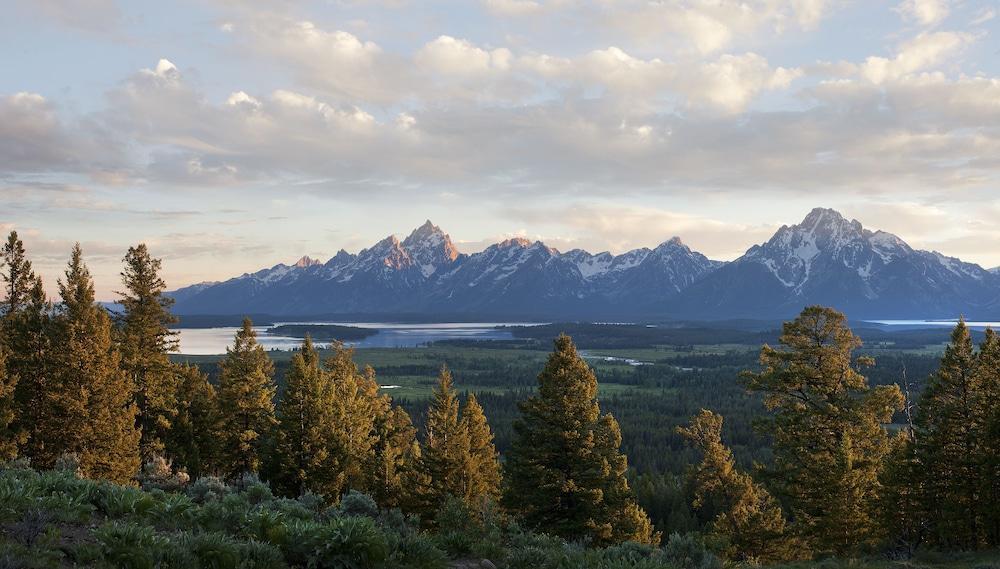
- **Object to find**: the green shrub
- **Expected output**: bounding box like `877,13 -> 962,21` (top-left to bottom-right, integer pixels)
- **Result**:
663,533 -> 721,569
95,482 -> 157,518
283,516 -> 389,568
188,475 -> 230,503
94,521 -> 168,569
240,539 -> 288,569
338,490 -> 379,519
385,531 -> 449,569
242,507 -> 289,545
146,492 -> 197,529
175,531 -> 243,569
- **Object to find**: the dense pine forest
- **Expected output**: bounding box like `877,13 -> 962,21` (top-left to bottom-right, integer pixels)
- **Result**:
0,232 -> 998,568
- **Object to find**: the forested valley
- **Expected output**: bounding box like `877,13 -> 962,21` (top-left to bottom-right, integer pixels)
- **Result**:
0,232 -> 997,569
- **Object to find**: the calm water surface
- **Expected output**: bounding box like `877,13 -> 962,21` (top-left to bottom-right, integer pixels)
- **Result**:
173,322 -> 539,355
865,319 -> 1000,330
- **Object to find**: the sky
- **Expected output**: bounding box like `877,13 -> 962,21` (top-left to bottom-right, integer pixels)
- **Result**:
2,0 -> 999,300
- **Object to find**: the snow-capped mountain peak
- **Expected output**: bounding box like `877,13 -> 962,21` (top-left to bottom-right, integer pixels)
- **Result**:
294,255 -> 321,268
168,210 -> 1000,320
401,220 -> 460,277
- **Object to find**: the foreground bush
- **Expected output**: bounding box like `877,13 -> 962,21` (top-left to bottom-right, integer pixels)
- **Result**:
0,464 -> 996,569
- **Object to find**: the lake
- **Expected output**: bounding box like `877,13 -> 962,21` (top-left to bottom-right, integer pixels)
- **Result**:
172,322 -> 539,354
865,319 -> 1000,330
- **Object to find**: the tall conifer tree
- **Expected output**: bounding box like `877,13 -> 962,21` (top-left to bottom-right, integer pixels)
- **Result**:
269,336 -> 341,497
678,410 -> 796,563
216,318 -> 276,479
116,244 -> 179,460
0,231 -> 48,458
420,365 -> 472,512
0,344 -> 18,460
912,320 -> 989,548
975,328 -> 1000,545
371,404 -> 421,510
462,393 -> 501,504
323,343 -> 380,498
744,306 -> 903,555
46,245 -> 141,484
504,334 -> 657,546
168,363 -> 220,479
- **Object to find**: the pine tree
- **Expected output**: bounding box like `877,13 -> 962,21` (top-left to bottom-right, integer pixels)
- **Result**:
371,404 -> 421,510
269,336 -> 341,497
976,328 -> 1000,545
45,245 -> 141,484
323,342 -> 380,498
116,244 -> 179,460
461,393 -> 502,504
504,334 -> 658,546
0,231 -> 48,458
2,232 -> 34,317
912,320 -> 988,548
420,365 -> 472,512
0,344 -> 18,460
743,306 -> 903,555
168,363 -> 220,479
216,317 -> 276,479
677,410 -> 796,563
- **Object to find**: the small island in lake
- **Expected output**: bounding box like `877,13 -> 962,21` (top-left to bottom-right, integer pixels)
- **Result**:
265,324 -> 379,341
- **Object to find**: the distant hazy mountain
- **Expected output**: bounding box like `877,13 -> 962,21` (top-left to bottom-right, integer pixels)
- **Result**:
169,211 -> 1000,320
169,220 -> 719,318
668,208 -> 1000,319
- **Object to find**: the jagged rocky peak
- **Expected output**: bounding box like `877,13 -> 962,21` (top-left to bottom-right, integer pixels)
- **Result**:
653,236 -> 689,252
325,249 -> 354,267
402,220 -> 460,270
293,255 -> 321,268
497,237 -> 533,249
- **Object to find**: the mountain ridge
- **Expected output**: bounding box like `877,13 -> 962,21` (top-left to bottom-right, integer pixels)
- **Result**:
169,209 -> 1000,320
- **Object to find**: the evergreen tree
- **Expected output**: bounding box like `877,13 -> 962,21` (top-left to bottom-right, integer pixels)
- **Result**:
45,245 -> 141,484
677,410 -> 796,563
0,231 -> 48,458
116,244 -> 179,460
420,365 -> 472,512
504,334 -> 658,546
912,320 -> 988,548
169,363 -> 220,479
1,231 -> 37,318
879,430 -> 924,554
461,393 -> 502,504
744,306 -> 903,555
216,318 -> 276,479
371,404 -> 421,510
976,328 -> 1000,545
0,344 -> 18,460
269,336 -> 340,497
323,342 -> 380,498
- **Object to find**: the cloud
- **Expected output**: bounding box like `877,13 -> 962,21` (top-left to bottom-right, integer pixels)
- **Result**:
596,0 -> 839,55
860,31 -> 973,84
483,0 -> 542,17
896,0 -> 950,26
20,0 -> 123,33
0,92 -> 123,174
501,204 -> 779,259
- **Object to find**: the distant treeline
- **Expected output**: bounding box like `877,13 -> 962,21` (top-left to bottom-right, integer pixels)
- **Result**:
266,324 -> 379,341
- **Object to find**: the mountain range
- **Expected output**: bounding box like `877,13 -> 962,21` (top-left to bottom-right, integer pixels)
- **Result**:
169,208 -> 1000,320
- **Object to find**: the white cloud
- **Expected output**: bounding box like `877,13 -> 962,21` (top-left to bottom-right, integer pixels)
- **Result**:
484,0 -> 542,16
896,0 -> 950,26
415,36 -> 512,75
861,31 -> 972,84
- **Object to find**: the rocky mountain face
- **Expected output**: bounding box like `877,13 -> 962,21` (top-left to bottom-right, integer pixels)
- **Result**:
668,208 -> 1000,319
169,211 -> 1000,320
169,221 -> 719,318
